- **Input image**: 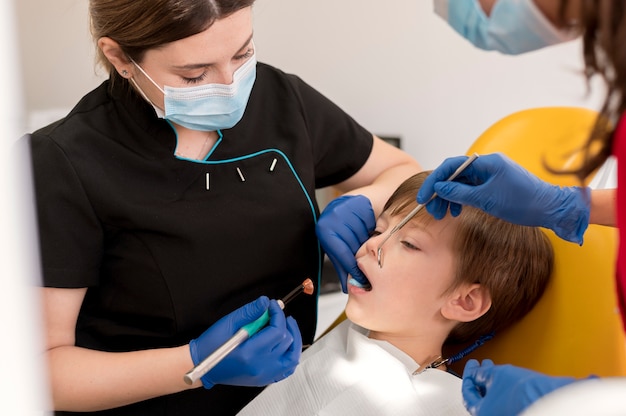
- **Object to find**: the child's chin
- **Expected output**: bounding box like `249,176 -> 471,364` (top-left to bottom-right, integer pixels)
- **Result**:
345,302 -> 368,326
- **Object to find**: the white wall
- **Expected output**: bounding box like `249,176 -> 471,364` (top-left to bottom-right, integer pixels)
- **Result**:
252,0 -> 606,169
16,0 -> 101,131
17,0 -> 606,171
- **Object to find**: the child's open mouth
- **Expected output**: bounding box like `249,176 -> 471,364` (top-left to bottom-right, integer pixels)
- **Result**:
348,276 -> 372,291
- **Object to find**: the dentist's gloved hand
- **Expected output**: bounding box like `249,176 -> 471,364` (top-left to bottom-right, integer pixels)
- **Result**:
462,359 -> 577,416
316,195 -> 375,292
189,296 -> 302,389
417,153 -> 590,244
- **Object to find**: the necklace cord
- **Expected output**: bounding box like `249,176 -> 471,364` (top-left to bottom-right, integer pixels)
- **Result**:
447,332 -> 495,365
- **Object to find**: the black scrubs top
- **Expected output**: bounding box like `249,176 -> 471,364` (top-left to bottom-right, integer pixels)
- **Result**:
29,62 -> 373,415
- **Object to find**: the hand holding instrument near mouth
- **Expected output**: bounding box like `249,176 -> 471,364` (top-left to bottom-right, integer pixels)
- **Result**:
377,153 -> 479,268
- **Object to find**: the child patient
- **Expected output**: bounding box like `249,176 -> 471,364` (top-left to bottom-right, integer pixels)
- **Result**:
238,171 -> 554,416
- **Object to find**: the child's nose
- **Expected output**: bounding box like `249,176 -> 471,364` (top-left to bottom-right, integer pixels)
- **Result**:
361,232 -> 383,258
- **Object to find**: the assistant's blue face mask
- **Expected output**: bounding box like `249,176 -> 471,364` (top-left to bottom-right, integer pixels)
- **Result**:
132,52 -> 257,131
434,0 -> 578,55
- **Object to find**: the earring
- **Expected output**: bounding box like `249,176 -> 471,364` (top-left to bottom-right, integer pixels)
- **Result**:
121,70 -> 129,77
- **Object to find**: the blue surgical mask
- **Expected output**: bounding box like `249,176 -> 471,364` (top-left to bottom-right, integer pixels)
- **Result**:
434,0 -> 578,55
131,52 -> 257,131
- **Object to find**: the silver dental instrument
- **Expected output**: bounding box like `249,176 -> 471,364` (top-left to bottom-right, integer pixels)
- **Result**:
377,153 -> 479,268
183,278 -> 314,385
413,355 -> 449,375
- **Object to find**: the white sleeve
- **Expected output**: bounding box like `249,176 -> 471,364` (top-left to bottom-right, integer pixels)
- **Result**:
522,377 -> 626,416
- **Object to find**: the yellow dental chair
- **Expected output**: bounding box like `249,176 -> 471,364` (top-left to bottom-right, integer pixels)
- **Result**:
447,106 -> 626,378
323,107 -> 626,378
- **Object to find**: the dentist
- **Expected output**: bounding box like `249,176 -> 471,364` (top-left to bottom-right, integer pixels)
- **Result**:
27,0 -> 421,414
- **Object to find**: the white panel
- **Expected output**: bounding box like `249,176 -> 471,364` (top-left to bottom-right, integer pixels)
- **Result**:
2,0 -> 50,414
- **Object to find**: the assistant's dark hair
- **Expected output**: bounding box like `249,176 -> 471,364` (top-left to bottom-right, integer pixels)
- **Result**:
558,0 -> 626,180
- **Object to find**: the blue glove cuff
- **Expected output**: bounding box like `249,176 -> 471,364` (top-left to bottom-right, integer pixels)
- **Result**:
189,340 -> 215,389
549,186 -> 590,245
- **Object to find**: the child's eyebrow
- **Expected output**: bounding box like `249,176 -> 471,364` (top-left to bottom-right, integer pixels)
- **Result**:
401,220 -> 435,239
378,210 -> 436,238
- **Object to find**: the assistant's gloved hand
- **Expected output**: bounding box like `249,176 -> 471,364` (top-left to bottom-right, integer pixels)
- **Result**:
462,359 -> 577,416
189,296 -> 302,389
316,195 -> 375,292
417,153 -> 590,244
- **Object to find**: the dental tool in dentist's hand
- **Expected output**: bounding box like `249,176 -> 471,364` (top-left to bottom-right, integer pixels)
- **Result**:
183,278 -> 314,385
376,153 -> 479,268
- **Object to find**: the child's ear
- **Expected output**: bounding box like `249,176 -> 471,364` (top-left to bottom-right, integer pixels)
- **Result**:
441,284 -> 491,323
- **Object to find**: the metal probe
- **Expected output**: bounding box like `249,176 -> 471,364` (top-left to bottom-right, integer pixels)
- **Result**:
183,278 -> 314,385
377,153 -> 479,268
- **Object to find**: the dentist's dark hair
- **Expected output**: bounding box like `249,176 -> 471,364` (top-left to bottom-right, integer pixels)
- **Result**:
89,0 -> 255,82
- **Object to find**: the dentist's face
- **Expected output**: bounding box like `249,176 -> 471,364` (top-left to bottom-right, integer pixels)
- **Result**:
129,7 -> 255,111
345,211 -> 458,337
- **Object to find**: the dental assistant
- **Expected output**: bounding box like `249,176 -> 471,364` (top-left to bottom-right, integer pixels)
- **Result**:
416,1 -> 625,415
27,1 -> 421,414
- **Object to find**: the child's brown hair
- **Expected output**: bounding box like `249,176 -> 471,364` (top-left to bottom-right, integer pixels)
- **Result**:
383,171 -> 554,344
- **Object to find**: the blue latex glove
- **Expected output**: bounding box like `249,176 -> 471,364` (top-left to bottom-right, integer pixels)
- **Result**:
316,195 -> 375,292
462,359 -> 577,416
189,296 -> 302,389
417,153 -> 590,244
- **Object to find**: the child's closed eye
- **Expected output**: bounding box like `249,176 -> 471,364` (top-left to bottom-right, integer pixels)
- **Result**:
401,241 -> 420,251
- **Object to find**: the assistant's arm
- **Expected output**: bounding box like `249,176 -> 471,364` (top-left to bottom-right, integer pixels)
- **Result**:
417,153 -> 615,246
589,188 -> 616,227
44,287 -> 197,412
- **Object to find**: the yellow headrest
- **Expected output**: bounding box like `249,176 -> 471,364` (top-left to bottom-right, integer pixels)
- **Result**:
322,108 -> 625,377
453,107 -> 626,378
